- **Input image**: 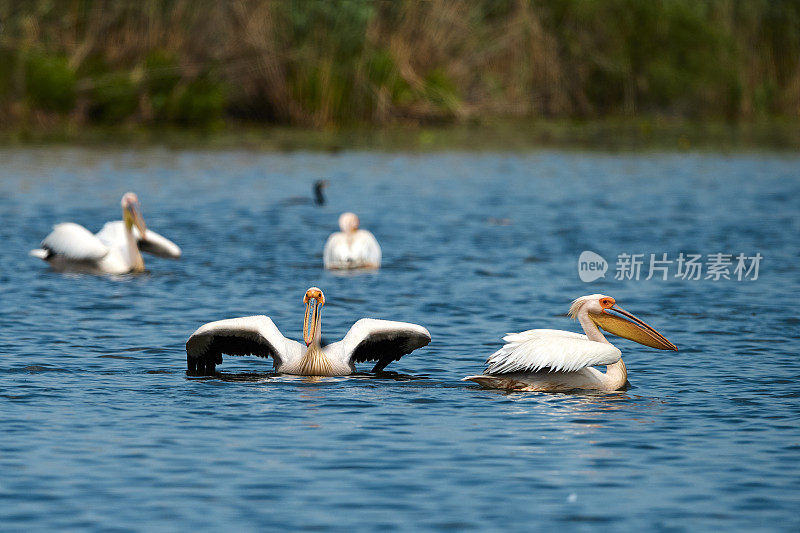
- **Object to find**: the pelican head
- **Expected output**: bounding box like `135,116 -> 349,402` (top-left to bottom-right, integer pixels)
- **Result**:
338,212 -> 359,233
121,192 -> 146,237
569,294 -> 677,351
303,287 -> 326,346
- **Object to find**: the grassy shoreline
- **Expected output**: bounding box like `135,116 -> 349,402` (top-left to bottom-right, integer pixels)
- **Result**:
0,118 -> 798,152
3,2 -> 799,128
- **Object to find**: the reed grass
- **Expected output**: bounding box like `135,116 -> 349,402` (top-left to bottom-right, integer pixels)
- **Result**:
1,0 -> 798,129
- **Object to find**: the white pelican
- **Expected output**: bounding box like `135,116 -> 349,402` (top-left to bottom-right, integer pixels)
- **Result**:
464,294 -> 677,392
186,287 -> 430,376
30,192 -> 181,275
323,212 -> 381,270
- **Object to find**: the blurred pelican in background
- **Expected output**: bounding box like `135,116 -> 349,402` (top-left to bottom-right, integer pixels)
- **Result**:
464,294 -> 677,392
186,287 -> 430,376
30,192 -> 181,275
323,212 -> 381,270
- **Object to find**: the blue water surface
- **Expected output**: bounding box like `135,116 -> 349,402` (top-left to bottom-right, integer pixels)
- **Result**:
1,148 -> 799,531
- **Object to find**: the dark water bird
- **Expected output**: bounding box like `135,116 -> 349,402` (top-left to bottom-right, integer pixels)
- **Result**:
30,192 -> 181,275
464,294 -> 677,392
186,287 -> 430,376
280,179 -> 329,206
313,179 -> 328,205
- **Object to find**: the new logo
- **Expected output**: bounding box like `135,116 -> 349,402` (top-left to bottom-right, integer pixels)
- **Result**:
578,251 -> 607,282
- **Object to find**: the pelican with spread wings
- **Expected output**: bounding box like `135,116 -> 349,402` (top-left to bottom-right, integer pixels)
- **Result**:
30,192 -> 181,275
464,294 -> 677,392
186,287 -> 431,376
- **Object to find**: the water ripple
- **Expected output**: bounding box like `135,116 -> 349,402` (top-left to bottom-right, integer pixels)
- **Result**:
0,148 -> 798,531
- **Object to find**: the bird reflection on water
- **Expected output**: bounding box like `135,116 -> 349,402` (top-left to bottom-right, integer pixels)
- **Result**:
196,371 -> 429,384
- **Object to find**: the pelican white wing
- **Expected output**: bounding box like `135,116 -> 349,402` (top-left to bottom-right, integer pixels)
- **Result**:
95,221 -> 126,248
40,223 -> 109,261
186,316 -> 303,375
323,230 -> 381,269
137,228 -> 181,258
484,329 -> 621,374
96,221 -> 181,259
328,318 -> 431,372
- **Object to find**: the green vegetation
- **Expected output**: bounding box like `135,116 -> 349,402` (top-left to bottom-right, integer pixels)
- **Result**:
24,53 -> 77,113
88,71 -> 139,122
2,118 -> 797,152
0,0 -> 798,134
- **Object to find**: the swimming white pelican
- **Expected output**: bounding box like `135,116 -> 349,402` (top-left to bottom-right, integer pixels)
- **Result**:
30,192 -> 181,275
186,287 -> 430,376
463,294 -> 677,392
323,212 -> 381,270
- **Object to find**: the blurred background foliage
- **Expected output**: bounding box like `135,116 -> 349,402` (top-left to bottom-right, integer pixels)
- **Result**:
0,0 -> 798,130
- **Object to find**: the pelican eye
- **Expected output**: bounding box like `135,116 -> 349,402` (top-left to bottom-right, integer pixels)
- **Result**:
600,298 -> 615,308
